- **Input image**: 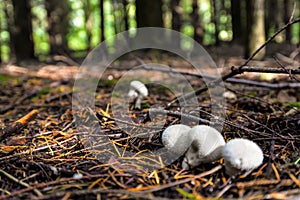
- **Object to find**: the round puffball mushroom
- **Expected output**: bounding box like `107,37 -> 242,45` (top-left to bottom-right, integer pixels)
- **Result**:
223,91 -> 237,103
222,138 -> 264,176
128,80 -> 148,109
161,124 -> 191,157
182,125 -> 225,169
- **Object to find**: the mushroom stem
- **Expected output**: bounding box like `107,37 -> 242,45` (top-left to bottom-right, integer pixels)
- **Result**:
135,97 -> 142,109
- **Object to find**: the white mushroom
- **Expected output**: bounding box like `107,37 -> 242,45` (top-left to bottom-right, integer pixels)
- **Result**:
182,125 -> 225,169
128,80 -> 148,109
222,138 -> 264,176
161,124 -> 191,157
223,91 -> 237,103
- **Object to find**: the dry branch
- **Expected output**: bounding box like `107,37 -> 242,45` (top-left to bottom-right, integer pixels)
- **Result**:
167,17 -> 300,107
0,109 -> 39,141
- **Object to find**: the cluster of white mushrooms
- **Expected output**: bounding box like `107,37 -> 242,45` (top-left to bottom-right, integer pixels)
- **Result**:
126,81 -> 264,176
162,124 -> 264,176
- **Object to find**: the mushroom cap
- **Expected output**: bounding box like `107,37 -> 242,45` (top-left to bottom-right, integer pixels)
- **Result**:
161,124 -> 191,156
222,91 -> 237,102
128,90 -> 138,99
182,125 -> 225,169
129,80 -> 148,97
222,138 -> 264,176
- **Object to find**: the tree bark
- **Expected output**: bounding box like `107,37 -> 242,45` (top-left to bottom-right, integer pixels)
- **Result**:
11,0 -> 35,62
123,0 -> 129,31
84,0 -> 92,51
3,0 -> 15,61
100,0 -> 105,42
284,0 -> 293,42
191,0 -> 203,43
211,0 -> 220,45
136,0 -> 163,27
231,0 -> 243,43
245,0 -> 266,60
171,0 -> 181,32
45,0 -> 70,55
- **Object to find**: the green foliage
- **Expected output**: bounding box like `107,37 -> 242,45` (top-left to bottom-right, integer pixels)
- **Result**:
0,0 -> 300,61
31,0 -> 49,56
283,102 -> 300,108
176,188 -> 199,200
31,86 -> 50,99
0,74 -> 14,84
292,25 -> 300,44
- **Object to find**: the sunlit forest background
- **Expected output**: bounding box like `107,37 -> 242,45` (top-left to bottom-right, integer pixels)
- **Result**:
0,0 -> 299,63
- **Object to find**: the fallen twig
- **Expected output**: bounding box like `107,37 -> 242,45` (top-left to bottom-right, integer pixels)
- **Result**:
149,108 -> 213,125
115,63 -> 300,88
0,109 -> 39,141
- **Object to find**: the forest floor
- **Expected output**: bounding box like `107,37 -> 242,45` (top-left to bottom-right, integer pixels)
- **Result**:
0,43 -> 299,199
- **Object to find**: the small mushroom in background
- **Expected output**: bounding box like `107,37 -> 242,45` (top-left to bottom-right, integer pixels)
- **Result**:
161,124 -> 191,157
127,80 -> 148,109
182,125 -> 225,169
222,138 -> 264,176
223,90 -> 237,103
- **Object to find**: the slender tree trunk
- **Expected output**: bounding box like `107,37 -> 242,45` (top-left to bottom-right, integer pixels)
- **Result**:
3,0 -> 15,61
0,3 -> 3,62
231,0 -> 242,43
264,0 -> 270,39
245,0 -> 266,60
136,0 -> 163,27
100,0 -> 105,42
264,0 -> 283,41
123,0 -> 129,31
171,0 -> 181,32
112,2 -> 119,34
170,0 -> 181,49
191,0 -> 203,43
45,0 -> 70,55
11,0 -> 35,62
284,0 -> 293,42
84,0 -> 92,51
211,0 -> 220,45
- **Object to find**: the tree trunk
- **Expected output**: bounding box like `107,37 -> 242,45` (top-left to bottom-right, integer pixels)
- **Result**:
191,0 -> 203,43
100,0 -> 105,42
170,0 -> 181,48
266,0 -> 283,42
284,0 -> 293,42
0,3 -> 3,62
112,2 -> 120,34
136,0 -> 163,27
231,0 -> 243,43
123,0 -> 129,31
245,0 -> 266,60
3,0 -> 15,61
84,0 -> 92,51
211,0 -> 220,45
11,0 -> 35,62
171,0 -> 181,32
45,0 -> 70,55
